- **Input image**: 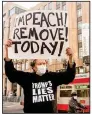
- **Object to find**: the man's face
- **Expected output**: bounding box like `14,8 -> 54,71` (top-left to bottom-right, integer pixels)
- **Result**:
33,59 -> 47,73
73,95 -> 77,100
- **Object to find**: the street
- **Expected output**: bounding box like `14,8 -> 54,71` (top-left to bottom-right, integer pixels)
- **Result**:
3,102 -> 24,113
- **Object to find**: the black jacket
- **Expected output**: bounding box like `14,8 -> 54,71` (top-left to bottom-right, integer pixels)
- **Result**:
5,59 -> 76,113
68,97 -> 85,113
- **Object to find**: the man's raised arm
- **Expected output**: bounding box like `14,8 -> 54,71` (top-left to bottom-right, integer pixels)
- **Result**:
50,47 -> 76,86
4,39 -> 30,87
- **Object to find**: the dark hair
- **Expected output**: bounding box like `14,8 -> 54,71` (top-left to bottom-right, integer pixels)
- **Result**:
71,92 -> 77,97
30,59 -> 36,68
30,59 -> 48,68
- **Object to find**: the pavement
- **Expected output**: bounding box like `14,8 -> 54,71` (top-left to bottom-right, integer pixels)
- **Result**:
3,102 -> 24,113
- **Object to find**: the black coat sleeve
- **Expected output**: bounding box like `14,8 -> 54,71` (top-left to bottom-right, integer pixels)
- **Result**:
4,59 -> 30,87
51,62 -> 76,86
69,99 -> 77,109
78,102 -> 85,109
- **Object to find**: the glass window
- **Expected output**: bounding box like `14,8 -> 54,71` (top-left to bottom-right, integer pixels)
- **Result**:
59,69 -> 66,72
22,63 -> 25,71
62,2 -> 66,10
62,2 -> 66,6
15,7 -> 19,14
78,21 -> 82,29
86,65 -> 90,73
77,2 -> 81,5
66,86 -> 72,89
9,7 -> 15,16
79,67 -> 84,73
3,21 -> 5,28
60,85 -> 66,89
3,13 -> 6,17
60,90 -> 72,97
5,78 -> 7,84
78,29 -> 82,34
20,9 -> 25,13
78,34 -> 82,41
5,78 -> 7,90
56,2 -> 60,10
77,9 -> 82,17
60,85 -> 72,89
78,42 -> 82,48
15,7 -> 26,14
76,67 -> 79,74
48,2 -> 52,10
76,67 -> 86,74
26,61 -> 29,70
12,83 -> 17,90
77,16 -> 82,22
77,89 -> 89,97
62,5 -> 66,10
3,21 -> 5,38
79,48 -> 83,58
44,5 -> 48,10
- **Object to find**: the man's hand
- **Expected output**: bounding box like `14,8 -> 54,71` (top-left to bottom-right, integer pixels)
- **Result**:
5,39 -> 12,49
66,47 -> 74,68
4,39 -> 12,61
84,106 -> 87,109
66,47 -> 73,57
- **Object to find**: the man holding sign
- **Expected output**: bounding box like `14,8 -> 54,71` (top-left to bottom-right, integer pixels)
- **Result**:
4,39 -> 76,113
4,10 -> 76,113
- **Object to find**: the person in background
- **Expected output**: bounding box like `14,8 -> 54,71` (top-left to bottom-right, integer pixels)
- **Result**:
68,92 -> 87,113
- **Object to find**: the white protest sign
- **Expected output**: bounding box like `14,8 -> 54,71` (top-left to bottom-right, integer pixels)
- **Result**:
9,10 -> 68,59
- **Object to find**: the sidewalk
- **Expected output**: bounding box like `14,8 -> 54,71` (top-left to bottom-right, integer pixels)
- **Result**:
3,102 -> 23,113
3,102 -> 20,108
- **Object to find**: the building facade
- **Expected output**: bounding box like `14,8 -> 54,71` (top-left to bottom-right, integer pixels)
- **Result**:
3,2 -> 90,97
3,2 -> 28,96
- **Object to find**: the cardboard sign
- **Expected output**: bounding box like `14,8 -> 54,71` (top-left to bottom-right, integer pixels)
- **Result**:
9,10 -> 68,59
